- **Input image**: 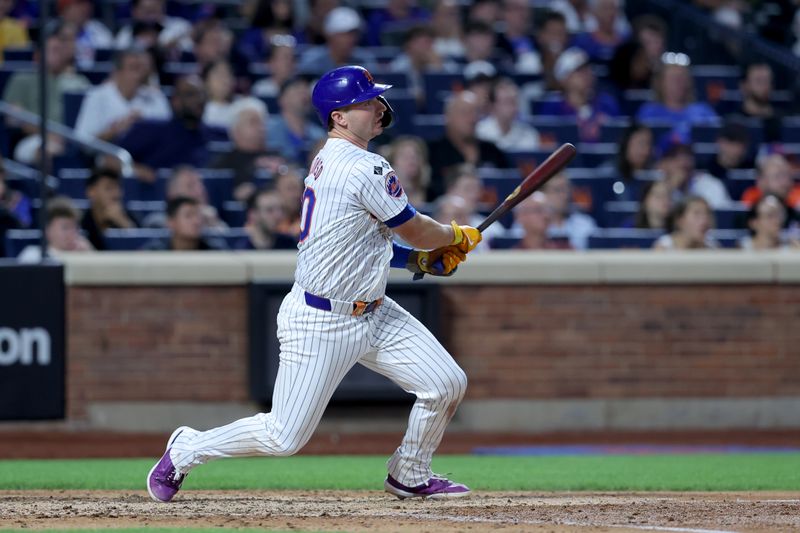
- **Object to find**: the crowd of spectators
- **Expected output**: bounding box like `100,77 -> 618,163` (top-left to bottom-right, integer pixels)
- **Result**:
1,0 -> 799,258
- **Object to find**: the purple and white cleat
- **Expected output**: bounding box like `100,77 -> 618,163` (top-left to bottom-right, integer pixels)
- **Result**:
384,473 -> 471,500
146,426 -> 190,503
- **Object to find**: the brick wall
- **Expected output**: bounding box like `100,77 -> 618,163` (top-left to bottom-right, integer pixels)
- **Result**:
67,287 -> 248,420
65,283 -> 800,421
442,285 -> 800,400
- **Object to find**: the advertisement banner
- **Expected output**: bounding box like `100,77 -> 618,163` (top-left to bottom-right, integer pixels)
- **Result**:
0,263 -> 65,419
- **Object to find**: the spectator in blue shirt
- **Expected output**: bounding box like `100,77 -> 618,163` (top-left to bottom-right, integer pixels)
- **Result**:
116,75 -> 228,182
636,52 -> 719,129
538,47 -> 621,142
266,77 -> 326,165
572,0 -> 628,65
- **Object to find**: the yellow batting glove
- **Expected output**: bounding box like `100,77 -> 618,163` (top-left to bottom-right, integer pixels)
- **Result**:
450,221 -> 482,253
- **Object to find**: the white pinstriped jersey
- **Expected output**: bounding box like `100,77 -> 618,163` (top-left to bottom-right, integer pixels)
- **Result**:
295,138 -> 409,302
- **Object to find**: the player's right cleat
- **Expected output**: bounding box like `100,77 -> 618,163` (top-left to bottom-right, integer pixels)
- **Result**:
147,426 -> 190,503
384,474 -> 471,500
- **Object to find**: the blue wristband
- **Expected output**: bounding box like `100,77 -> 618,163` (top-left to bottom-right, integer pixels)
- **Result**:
390,242 -> 413,268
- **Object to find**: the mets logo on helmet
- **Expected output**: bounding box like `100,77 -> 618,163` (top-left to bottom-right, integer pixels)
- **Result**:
385,171 -> 403,198
364,69 -> 374,84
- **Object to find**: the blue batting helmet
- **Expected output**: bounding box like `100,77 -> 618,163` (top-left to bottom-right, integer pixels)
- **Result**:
311,65 -> 395,129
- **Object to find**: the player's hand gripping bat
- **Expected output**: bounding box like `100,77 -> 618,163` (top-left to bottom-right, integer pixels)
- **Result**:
413,143 -> 577,280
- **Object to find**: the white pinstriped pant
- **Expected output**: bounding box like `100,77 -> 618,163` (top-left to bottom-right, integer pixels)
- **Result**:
170,283 -> 467,486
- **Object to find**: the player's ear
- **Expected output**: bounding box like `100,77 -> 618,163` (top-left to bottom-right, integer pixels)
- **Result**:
330,109 -> 347,128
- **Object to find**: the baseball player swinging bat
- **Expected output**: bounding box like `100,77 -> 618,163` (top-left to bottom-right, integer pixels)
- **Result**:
414,142 -> 577,280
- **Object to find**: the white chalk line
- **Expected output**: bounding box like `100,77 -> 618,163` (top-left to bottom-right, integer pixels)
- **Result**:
374,510 -> 740,533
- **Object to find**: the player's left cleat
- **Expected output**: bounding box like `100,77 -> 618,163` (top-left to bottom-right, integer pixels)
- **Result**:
147,426 -> 190,503
384,473 -> 471,500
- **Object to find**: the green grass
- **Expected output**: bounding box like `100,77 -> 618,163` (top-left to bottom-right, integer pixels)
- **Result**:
1,453 -> 800,491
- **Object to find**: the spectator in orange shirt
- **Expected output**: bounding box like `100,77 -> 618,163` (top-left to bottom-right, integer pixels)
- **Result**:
740,154 -> 800,210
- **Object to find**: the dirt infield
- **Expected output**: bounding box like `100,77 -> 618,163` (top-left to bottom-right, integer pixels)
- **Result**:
2,490 -> 798,532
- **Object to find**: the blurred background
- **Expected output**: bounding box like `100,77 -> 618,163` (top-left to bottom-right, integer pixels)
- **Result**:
0,0 -> 799,458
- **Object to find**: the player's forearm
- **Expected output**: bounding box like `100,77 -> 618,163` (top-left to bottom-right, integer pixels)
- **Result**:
393,213 -> 455,250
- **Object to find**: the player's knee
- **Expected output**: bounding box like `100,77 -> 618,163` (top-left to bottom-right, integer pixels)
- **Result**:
271,437 -> 304,457
436,367 -> 468,405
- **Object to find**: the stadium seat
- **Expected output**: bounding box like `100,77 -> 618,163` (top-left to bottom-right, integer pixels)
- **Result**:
725,169 -> 756,200
588,228 -> 665,249
62,91 -> 86,129
77,64 -> 113,85
411,114 -> 445,141
4,229 -> 41,258
58,168 -> 91,199
222,201 -> 246,227
602,201 -> 749,229
104,228 -> 169,250
2,47 -> 33,62
126,201 -> 166,226
422,72 -> 464,114
384,89 -> 416,135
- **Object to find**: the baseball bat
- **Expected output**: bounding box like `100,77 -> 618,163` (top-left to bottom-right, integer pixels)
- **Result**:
413,143 -> 577,280
476,142 -> 577,232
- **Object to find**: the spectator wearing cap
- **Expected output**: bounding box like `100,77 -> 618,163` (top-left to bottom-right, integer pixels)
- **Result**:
636,53 -> 719,130
116,75 -> 228,182
266,77 -> 326,165
252,34 -> 298,99
534,11 -> 571,91
296,7 -> 377,75
141,197 -> 227,251
3,21 -> 90,164
427,91 -> 509,201
496,0 -> 541,74
657,138 -> 731,209
0,0 -> 29,65
115,0 -> 193,53
365,0 -> 430,47
463,60 -> 498,117
58,0 -> 113,68
702,121 -> 755,184
430,0 -> 465,60
476,77 -> 541,152
17,196 -> 94,263
538,48 -> 621,142
210,97 -> 288,201
82,167 -> 138,251
571,0 -> 629,65
740,154 -> 800,211
734,62 -> 782,143
389,24 -> 458,110
235,187 -> 297,251
75,48 -> 170,142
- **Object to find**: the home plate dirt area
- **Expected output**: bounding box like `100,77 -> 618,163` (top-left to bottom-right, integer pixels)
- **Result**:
2,490 -> 799,532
